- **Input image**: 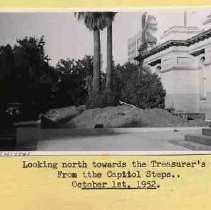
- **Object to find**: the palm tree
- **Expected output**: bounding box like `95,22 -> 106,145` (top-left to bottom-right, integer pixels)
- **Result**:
74,12 -> 107,93
103,12 -> 117,94
139,12 -> 157,77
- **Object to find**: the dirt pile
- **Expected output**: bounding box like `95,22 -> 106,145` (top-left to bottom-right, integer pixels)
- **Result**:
68,105 -> 198,128
45,105 -> 86,123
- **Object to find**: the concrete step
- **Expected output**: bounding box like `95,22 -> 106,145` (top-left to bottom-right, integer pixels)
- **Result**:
185,134 -> 211,146
202,128 -> 211,136
170,139 -> 211,150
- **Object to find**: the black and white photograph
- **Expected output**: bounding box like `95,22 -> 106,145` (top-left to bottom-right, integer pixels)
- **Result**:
1,8 -> 211,151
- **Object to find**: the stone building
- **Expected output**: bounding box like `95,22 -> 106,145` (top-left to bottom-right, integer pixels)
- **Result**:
135,14 -> 211,120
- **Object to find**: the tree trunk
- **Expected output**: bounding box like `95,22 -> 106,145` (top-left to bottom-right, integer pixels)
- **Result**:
92,29 -> 101,93
106,17 -> 112,93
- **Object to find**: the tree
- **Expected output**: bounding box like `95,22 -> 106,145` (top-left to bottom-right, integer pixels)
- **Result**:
55,55 -> 93,107
139,12 -> 157,76
13,36 -> 55,114
0,45 -> 15,103
0,44 -> 15,128
0,36 -> 57,122
74,12 -> 107,93
113,62 -> 166,109
103,12 -> 117,94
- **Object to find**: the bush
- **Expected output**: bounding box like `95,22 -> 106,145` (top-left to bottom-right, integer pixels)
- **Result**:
86,90 -> 119,109
54,56 -> 93,108
113,62 -> 166,109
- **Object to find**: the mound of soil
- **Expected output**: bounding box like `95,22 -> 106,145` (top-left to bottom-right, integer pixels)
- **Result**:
44,105 -> 86,123
67,105 -> 204,128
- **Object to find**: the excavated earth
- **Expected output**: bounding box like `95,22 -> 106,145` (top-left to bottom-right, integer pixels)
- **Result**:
63,105 -> 209,128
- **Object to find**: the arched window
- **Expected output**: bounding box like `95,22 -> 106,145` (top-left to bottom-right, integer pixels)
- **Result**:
200,56 -> 205,65
157,65 -> 161,71
199,56 -> 206,102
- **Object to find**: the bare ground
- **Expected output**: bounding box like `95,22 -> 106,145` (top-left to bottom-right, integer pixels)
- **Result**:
66,106 -> 209,128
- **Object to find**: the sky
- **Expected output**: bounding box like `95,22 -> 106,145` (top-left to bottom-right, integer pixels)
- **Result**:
0,8 -> 211,70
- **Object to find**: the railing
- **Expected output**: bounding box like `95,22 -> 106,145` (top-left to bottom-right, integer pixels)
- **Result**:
166,108 -> 205,120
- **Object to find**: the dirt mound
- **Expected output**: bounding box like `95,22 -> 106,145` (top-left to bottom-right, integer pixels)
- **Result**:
45,105 -> 86,123
68,105 -> 194,128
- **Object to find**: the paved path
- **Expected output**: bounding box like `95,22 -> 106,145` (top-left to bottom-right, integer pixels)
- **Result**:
36,128 -> 203,151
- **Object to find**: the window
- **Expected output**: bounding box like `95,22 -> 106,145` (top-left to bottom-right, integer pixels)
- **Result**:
200,56 -> 206,102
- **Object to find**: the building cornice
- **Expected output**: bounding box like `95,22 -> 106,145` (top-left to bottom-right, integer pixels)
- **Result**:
135,28 -> 211,61
160,26 -> 200,39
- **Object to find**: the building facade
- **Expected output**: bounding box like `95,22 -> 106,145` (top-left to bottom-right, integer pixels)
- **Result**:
135,15 -> 211,120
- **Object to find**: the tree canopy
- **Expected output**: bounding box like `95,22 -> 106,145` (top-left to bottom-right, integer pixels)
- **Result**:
113,62 -> 166,109
0,36 -> 58,120
54,55 -> 93,107
74,12 -> 107,31
0,35 -> 166,127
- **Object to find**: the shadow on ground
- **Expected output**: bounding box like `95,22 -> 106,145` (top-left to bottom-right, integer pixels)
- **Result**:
2,128 -> 126,151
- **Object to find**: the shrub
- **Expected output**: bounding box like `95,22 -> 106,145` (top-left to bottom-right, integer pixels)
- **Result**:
86,90 -> 119,109
113,62 -> 166,109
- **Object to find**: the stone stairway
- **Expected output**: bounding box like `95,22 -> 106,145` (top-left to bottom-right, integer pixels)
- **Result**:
185,127 -> 211,146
